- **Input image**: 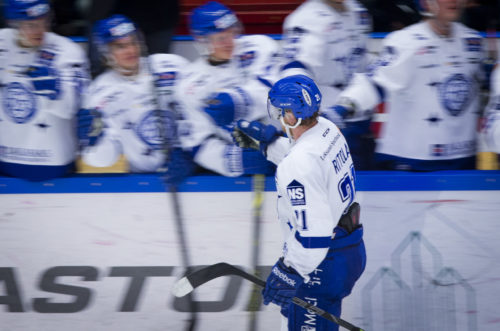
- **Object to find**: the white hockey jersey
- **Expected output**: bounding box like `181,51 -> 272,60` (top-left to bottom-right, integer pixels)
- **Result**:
281,0 -> 371,109
81,54 -> 188,172
484,66 -> 500,153
271,117 -> 357,279
0,28 -> 87,167
174,34 -> 279,176
341,21 -> 485,161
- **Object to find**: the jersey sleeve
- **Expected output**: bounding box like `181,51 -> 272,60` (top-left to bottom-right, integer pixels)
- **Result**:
484,66 -> 500,153
277,153 -> 336,279
148,53 -> 189,111
80,78 -> 122,167
280,14 -> 328,78
41,37 -> 89,119
234,35 -> 281,122
266,137 -> 291,165
339,30 -> 416,113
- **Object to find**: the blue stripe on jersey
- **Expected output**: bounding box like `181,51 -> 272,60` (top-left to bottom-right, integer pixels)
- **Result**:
330,226 -> 363,250
294,231 -> 332,248
257,76 -> 273,88
366,76 -> 386,102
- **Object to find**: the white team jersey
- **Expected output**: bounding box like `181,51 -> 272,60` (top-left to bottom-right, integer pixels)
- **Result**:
174,34 -> 279,176
273,117 -> 356,279
281,0 -> 371,109
0,28 -> 88,166
485,66 -> 500,153
341,21 -> 485,161
81,54 -> 188,172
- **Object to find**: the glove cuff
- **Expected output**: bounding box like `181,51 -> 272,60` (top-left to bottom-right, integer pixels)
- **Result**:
336,97 -> 357,118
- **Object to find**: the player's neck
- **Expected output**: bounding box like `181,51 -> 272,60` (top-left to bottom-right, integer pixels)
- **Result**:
16,36 -> 42,49
290,120 -> 318,141
208,56 -> 230,66
115,65 -> 139,77
427,19 -> 454,38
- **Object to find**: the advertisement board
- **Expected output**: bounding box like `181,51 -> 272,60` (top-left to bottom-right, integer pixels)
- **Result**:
1,172 -> 500,330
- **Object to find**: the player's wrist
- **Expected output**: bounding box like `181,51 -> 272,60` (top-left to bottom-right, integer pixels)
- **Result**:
335,97 -> 357,118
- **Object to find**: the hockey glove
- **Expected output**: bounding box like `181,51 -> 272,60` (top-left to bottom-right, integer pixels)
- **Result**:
203,92 -> 237,127
26,65 -> 61,100
321,105 -> 349,129
77,108 -> 104,147
322,97 -> 358,128
241,148 -> 275,175
164,148 -> 196,186
262,258 -> 303,308
234,120 -> 280,155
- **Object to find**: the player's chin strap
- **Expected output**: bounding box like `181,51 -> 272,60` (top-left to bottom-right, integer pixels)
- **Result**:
280,116 -> 302,143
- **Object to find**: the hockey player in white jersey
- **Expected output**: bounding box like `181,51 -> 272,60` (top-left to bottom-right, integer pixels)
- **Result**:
171,1 -> 277,177
78,15 -> 188,172
0,0 -> 88,180
234,75 -> 366,331
280,0 -> 373,169
331,0 -> 487,171
484,65 -> 500,155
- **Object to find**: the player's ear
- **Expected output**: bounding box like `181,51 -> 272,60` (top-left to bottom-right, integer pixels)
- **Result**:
283,110 -> 297,126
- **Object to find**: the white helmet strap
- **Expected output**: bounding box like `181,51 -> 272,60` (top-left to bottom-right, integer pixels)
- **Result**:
280,115 -> 302,143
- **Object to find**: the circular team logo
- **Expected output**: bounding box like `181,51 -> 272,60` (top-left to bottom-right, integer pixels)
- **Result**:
136,110 -> 163,148
3,82 -> 37,124
439,74 -> 471,116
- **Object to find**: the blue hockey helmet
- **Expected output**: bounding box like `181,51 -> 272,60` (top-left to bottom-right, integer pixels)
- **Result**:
189,1 -> 240,38
268,75 -> 322,124
93,15 -> 138,45
4,0 -> 50,20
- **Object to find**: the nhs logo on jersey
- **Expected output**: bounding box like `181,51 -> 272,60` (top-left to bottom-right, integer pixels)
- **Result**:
287,180 -> 306,206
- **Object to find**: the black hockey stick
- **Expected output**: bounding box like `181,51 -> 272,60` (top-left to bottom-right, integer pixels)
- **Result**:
148,57 -> 198,331
172,263 -> 365,331
247,174 -> 265,331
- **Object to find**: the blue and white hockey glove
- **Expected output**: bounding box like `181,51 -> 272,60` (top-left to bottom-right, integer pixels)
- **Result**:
77,108 -> 104,147
234,120 -> 280,155
26,65 -> 61,100
262,258 -> 303,308
203,92 -> 237,127
164,148 -> 196,186
322,97 -> 357,128
322,105 -> 350,129
241,148 -> 275,175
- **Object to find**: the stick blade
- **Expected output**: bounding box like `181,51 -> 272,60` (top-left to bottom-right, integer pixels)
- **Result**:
172,276 -> 194,297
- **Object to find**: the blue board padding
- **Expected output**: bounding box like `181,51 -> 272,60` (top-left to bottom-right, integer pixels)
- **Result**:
1,171 -> 499,194
69,32 -> 500,43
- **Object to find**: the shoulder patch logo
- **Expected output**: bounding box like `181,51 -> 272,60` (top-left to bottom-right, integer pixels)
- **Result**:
287,179 -> 306,206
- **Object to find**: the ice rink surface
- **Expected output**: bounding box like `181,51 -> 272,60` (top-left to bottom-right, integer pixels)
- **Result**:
1,186 -> 500,330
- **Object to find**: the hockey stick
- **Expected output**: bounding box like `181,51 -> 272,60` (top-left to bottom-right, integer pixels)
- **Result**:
172,263 -> 365,331
148,58 -> 198,331
246,174 -> 265,331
